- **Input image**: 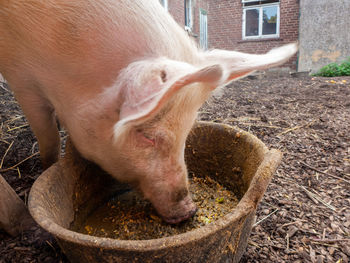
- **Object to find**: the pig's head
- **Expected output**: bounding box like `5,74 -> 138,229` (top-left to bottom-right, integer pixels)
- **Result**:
94,44 -> 297,224
110,58 -> 221,223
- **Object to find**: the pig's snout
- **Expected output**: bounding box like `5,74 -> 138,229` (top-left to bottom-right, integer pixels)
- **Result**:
139,171 -> 197,224
161,195 -> 198,224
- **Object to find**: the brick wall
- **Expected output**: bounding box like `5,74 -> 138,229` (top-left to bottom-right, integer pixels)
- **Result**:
207,1 -> 241,51
208,0 -> 299,69
192,0 -> 210,38
168,0 -> 299,70
168,0 -> 185,27
168,0 -> 210,44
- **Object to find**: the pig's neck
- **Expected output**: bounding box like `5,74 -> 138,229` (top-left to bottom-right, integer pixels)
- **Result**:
61,85 -> 123,165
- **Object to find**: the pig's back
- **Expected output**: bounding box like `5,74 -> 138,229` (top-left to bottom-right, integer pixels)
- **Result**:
0,0 -> 199,85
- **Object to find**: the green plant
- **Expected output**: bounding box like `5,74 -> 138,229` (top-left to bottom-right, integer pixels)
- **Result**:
315,57 -> 350,77
338,58 -> 350,76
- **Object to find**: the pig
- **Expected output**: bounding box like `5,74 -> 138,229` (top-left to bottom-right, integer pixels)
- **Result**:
0,0 -> 297,224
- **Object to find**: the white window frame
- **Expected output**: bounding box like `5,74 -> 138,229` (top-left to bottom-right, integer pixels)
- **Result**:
242,3 -> 280,40
185,0 -> 193,30
159,0 -> 168,11
242,0 -> 261,2
199,8 -> 208,50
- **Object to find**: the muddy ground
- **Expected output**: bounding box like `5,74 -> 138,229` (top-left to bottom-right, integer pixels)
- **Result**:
0,74 -> 349,262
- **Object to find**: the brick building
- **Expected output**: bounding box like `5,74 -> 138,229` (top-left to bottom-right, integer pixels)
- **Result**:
160,0 -> 299,70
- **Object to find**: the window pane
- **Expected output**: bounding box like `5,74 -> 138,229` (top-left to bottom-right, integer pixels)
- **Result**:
185,0 -> 192,28
245,9 -> 259,36
159,0 -> 168,10
262,6 -> 277,35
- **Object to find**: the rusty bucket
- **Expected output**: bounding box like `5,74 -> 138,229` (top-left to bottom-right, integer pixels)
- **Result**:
28,121 -> 282,263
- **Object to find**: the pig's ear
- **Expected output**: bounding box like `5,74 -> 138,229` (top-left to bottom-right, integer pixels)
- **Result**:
114,63 -> 223,137
203,43 -> 298,85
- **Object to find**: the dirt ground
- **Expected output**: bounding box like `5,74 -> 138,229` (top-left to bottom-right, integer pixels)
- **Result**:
0,74 -> 349,262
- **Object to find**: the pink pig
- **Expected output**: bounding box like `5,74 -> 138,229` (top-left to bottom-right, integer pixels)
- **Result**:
0,0 -> 297,224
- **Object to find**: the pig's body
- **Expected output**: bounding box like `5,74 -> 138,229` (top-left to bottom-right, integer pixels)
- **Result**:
0,0 -> 297,225
0,0 -> 197,164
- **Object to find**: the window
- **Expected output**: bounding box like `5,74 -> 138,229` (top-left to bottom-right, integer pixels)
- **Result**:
159,0 -> 168,11
199,9 -> 208,50
242,0 -> 280,39
185,0 -> 193,29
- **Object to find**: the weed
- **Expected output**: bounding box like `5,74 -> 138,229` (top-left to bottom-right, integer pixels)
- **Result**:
315,57 -> 350,77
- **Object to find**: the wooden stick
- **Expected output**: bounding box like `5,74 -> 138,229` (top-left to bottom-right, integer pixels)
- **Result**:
298,159 -> 350,184
253,209 -> 279,227
322,228 -> 326,240
286,152 -> 350,183
300,185 -> 337,211
0,152 -> 39,172
0,138 -> 10,145
286,233 -> 290,251
280,220 -> 308,228
0,141 -> 14,169
306,238 -> 350,243
16,167 -> 21,179
236,123 -> 281,129
277,125 -> 303,136
5,115 -> 25,124
0,82 -> 10,92
300,185 -> 319,205
277,120 -> 315,136
248,240 -> 261,248
7,124 -> 29,132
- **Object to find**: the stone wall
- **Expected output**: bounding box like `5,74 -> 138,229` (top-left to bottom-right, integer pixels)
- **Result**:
298,0 -> 350,73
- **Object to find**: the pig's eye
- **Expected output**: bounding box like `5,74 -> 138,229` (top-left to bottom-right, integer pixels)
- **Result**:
142,133 -> 155,145
136,129 -> 155,146
160,70 -> 167,82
